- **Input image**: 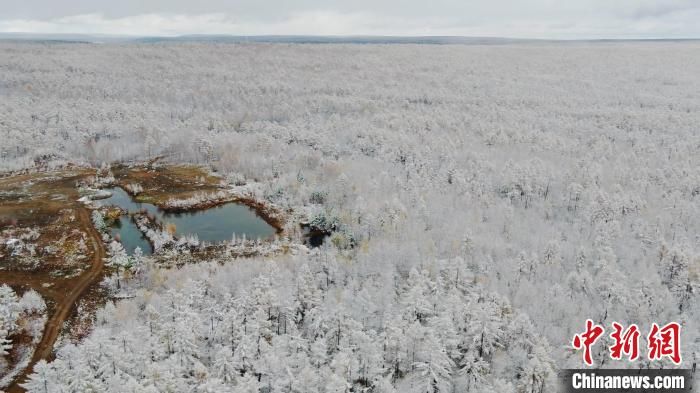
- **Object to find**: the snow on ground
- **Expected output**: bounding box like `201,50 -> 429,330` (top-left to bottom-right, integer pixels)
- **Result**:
1,42 -> 698,392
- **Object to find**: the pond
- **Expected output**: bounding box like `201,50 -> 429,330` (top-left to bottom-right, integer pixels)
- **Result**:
99,187 -> 277,255
110,215 -> 153,255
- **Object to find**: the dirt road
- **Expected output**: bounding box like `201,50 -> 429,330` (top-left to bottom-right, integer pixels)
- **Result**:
3,208 -> 106,393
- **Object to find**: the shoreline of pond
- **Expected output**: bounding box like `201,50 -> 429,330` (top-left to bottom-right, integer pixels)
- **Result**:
97,187 -> 280,256
115,185 -> 286,235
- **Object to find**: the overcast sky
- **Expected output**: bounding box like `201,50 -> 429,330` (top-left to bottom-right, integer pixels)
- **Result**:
1,0 -> 699,39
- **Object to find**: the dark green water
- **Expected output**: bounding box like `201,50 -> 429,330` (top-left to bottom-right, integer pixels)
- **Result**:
110,216 -> 153,255
100,188 -> 277,255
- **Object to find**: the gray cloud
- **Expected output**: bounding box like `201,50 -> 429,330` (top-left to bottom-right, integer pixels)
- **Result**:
625,0 -> 700,19
1,0 -> 699,39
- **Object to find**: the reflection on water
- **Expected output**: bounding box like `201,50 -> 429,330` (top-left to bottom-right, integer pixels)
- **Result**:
110,215 -> 153,255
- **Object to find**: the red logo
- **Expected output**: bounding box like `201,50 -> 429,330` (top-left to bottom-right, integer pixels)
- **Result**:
609,322 -> 640,361
572,321 -> 682,366
647,322 -> 682,365
572,319 -> 605,366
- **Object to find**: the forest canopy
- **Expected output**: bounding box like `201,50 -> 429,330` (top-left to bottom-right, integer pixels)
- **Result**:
0,42 -> 698,393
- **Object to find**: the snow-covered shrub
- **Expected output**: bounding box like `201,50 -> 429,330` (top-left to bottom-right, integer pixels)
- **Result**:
91,210 -> 106,231
176,233 -> 200,248
264,187 -> 286,204
163,191 -> 229,210
0,285 -> 20,339
309,190 -> 328,205
124,183 -> 143,195
309,211 -> 341,233
227,172 -> 247,186
329,229 -> 356,250
19,291 -> 46,314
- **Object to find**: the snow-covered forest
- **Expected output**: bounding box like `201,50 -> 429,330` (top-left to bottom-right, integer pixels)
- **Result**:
0,285 -> 46,388
1,42 -> 699,392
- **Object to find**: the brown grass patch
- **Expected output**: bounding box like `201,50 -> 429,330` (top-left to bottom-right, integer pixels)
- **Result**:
111,164 -> 223,206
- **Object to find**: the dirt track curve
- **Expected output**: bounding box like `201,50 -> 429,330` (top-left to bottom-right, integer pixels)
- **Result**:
4,208 -> 106,393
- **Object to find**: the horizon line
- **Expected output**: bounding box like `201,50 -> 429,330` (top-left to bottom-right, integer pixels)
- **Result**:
1,32 -> 699,43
